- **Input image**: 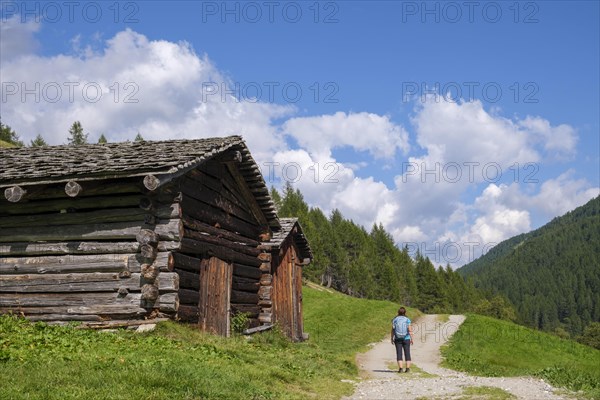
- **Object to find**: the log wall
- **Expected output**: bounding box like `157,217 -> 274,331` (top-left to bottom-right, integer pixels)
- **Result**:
1,157 -> 277,334
0,177 -> 180,323
167,160 -> 266,332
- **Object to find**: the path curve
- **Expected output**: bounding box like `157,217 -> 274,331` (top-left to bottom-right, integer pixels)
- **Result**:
344,314 -> 573,400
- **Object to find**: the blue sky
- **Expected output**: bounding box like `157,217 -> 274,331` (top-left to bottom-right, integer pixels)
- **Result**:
1,1 -> 599,266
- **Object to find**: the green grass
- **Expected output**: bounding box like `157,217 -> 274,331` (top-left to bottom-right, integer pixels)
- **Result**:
0,284 -> 416,400
0,139 -> 17,148
441,314 -> 600,399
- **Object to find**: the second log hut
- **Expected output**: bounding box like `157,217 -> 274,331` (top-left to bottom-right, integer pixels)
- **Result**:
0,136 -> 312,339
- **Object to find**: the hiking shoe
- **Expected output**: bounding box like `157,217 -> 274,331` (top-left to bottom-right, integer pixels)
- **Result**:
398,368 -> 403,373
405,368 -> 410,373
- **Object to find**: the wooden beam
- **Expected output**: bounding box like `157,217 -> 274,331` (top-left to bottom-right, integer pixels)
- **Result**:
0,219 -> 183,243
179,238 -> 261,267
0,241 -> 179,257
243,324 -> 273,335
143,174 -> 161,191
64,181 -> 82,197
4,186 -> 26,202
224,162 -> 270,227
182,215 -> 260,246
0,272 -> 179,293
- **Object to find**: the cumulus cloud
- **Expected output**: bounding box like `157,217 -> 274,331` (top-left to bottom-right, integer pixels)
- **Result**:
0,16 -> 40,62
282,111 -> 410,161
0,28 -> 292,159
518,116 -> 578,159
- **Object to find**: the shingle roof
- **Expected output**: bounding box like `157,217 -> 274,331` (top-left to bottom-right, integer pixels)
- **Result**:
0,136 -> 244,185
263,218 -> 313,260
0,136 -> 279,228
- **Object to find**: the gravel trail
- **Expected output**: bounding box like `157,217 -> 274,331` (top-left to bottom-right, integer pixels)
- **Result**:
343,314 -> 574,399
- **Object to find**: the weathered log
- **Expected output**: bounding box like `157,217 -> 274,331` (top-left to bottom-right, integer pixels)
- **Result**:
179,238 -> 261,267
73,318 -> 170,329
260,274 -> 273,286
233,263 -> 262,279
0,194 -> 141,216
174,268 -> 200,290
243,323 -> 273,335
140,264 -> 160,280
258,313 -> 272,324
180,176 -> 257,224
184,228 -> 261,257
0,272 -> 179,293
181,214 -> 260,246
181,194 -> 260,240
24,314 -> 105,322
0,253 -> 131,275
224,162 -> 269,227
0,219 -> 183,243
4,186 -> 27,202
64,181 -> 82,197
1,304 -> 149,316
128,252 -> 170,273
141,284 -> 159,301
186,169 -> 248,212
258,299 -> 272,307
231,279 -> 260,293
143,174 -> 161,191
0,292 -> 177,310
178,288 -> 199,305
259,262 -> 271,273
140,244 -> 158,259
1,179 -> 144,202
0,205 -> 179,229
258,286 -> 272,301
231,289 -> 259,304
0,241 -> 179,257
177,304 -> 199,322
136,229 -> 159,246
169,252 -> 202,273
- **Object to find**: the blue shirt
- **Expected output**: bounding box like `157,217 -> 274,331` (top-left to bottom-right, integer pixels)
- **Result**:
392,316 -> 411,340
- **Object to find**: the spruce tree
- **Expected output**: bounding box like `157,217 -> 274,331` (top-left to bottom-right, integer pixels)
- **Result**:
30,134 -> 48,147
67,121 -> 88,145
135,132 -> 144,141
98,134 -> 108,144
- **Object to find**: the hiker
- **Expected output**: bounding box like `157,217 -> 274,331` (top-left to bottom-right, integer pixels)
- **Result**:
391,306 -> 413,373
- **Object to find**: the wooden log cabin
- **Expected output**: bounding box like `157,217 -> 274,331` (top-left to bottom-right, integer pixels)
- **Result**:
260,218 -> 312,341
0,136 -> 311,339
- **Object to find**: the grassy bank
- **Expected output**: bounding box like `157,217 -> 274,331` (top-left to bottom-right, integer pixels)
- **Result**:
0,284 -> 414,400
441,314 -> 600,398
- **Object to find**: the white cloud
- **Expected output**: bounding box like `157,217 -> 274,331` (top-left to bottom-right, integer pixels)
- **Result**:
0,28 -> 292,159
518,116 -> 577,159
0,16 -> 40,62
282,111 -> 410,161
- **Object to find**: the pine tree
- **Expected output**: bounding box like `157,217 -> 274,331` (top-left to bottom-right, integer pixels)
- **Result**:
67,121 -> 88,145
135,132 -> 144,142
98,134 -> 108,144
30,134 -> 48,147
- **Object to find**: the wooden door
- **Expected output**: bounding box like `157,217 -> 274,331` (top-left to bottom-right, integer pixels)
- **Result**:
198,257 -> 232,336
273,243 -> 303,340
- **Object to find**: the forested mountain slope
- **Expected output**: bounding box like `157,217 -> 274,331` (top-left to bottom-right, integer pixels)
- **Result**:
272,185 -> 512,318
459,196 -> 600,335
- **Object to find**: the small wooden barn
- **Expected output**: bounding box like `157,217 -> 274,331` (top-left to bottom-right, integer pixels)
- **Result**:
0,136 -> 311,339
260,218 -> 312,341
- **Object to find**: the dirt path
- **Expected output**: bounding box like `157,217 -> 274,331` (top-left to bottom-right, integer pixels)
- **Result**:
344,315 -> 574,399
